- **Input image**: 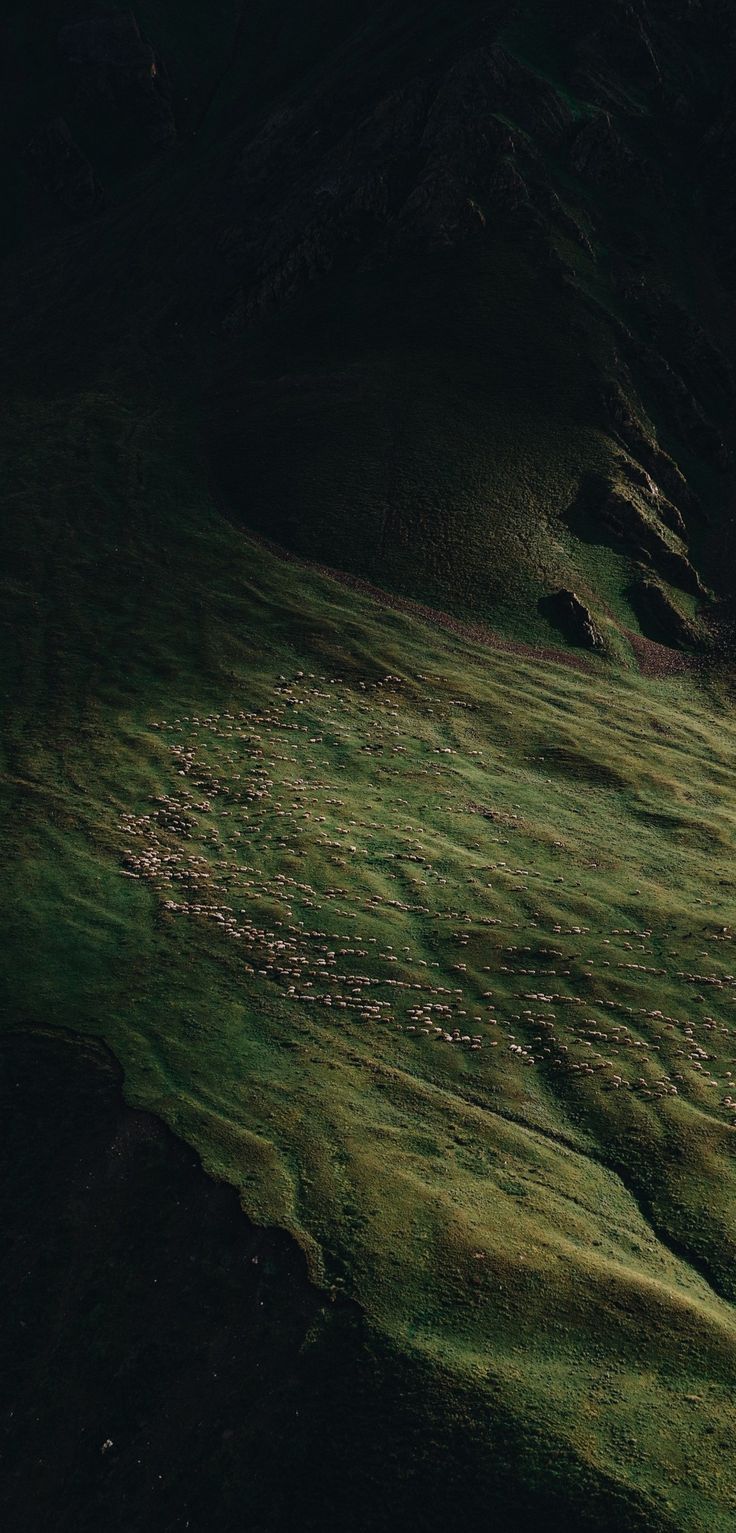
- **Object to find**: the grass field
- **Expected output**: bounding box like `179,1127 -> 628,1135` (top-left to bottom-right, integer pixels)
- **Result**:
4,390 -> 736,1528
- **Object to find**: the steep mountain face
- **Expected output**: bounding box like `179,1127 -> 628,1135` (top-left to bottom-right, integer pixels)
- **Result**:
3,0 -> 736,654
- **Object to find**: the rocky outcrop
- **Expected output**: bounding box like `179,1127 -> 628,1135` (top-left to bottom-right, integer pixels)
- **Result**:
638,344 -> 730,468
539,589 -> 605,649
616,459 -> 687,539
628,576 -> 703,649
601,384 -> 703,520
568,463 -> 709,599
703,88 -> 736,287
223,43 -> 587,324
598,483 -> 707,595
573,0 -> 663,102
569,114 -> 654,191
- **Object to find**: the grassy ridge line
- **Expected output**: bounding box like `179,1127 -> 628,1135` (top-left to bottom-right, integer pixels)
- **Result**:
4,392 -> 736,1526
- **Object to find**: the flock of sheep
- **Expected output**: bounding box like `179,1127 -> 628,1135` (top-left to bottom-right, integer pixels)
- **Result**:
119,668 -> 736,1119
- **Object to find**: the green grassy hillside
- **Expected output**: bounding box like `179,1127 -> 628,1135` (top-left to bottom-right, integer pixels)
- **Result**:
5,2 -> 736,1528
4,391 -> 736,1528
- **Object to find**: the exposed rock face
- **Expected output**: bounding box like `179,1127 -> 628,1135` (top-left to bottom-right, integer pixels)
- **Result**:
601,385 -> 703,521
617,460 -> 687,539
569,114 -> 653,190
703,79 -> 736,287
599,484 -> 706,595
629,337 -> 732,470
200,1 -> 736,617
539,590 -> 604,650
223,43 -> 589,325
24,117 -> 102,215
628,576 -> 702,649
58,9 -> 175,151
570,469 -> 709,600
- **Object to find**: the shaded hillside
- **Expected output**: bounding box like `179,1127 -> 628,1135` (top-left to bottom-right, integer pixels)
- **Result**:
6,1029 -> 644,1533
2,1 -> 736,651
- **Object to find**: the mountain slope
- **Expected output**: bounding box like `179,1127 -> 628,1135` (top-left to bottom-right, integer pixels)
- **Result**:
4,393 -> 736,1529
4,5 -> 736,1531
4,0 -> 736,650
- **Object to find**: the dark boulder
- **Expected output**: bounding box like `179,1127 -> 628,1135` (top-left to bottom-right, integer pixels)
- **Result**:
539,589 -> 604,649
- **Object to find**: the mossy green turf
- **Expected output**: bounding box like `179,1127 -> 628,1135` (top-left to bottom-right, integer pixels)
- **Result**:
4,392 -> 736,1528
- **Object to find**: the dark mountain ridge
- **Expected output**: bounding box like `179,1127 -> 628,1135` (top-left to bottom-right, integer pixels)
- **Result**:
4,0 -> 736,655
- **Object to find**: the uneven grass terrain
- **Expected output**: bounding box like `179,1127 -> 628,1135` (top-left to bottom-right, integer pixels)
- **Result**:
4,394 -> 736,1528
